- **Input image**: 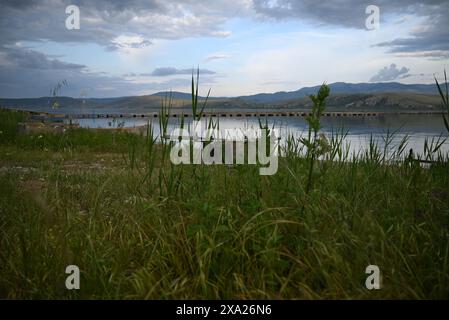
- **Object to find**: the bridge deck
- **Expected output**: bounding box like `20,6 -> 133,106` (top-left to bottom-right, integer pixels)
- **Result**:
60,111 -> 384,119
28,110 -> 443,120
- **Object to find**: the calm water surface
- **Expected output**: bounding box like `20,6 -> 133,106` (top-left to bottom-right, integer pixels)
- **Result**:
67,114 -> 449,157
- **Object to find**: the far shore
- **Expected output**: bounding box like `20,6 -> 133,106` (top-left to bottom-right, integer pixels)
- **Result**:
1,106 -> 446,120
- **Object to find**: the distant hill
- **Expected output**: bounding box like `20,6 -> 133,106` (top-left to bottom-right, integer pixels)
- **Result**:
236,82 -> 438,103
270,92 -> 441,112
0,82 -> 442,114
150,91 -> 220,100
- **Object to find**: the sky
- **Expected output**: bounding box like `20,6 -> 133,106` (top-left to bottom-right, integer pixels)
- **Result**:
0,0 -> 448,98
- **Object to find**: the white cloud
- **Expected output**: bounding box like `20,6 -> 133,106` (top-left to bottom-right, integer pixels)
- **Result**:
110,35 -> 152,51
370,64 -> 410,82
204,53 -> 232,62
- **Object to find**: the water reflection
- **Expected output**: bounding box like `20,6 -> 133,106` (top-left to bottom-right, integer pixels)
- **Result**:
67,114 -> 449,157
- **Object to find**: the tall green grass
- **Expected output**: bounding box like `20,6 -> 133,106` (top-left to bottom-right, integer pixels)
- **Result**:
0,79 -> 449,299
0,108 -> 27,144
435,70 -> 449,133
0,109 -> 136,153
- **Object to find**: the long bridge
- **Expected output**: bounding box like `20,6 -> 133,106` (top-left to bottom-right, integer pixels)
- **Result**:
60,111 -> 383,119
29,110 -> 444,120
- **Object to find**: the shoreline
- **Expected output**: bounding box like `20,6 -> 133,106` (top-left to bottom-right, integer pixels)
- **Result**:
1,106 -> 446,120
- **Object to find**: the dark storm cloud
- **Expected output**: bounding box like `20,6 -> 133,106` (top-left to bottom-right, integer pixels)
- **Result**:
0,46 -> 86,70
0,0 -> 237,48
0,1 -> 447,54
0,46 -> 213,98
374,13 -> 449,57
253,0 -> 449,57
0,46 -> 194,98
252,0 -> 445,28
0,1 -> 235,97
0,63 -> 193,98
1,0 -> 37,9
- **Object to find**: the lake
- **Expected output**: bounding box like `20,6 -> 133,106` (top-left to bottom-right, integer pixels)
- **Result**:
66,114 -> 449,158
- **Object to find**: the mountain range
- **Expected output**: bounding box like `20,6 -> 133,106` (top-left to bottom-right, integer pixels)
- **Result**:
0,82 -> 442,114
